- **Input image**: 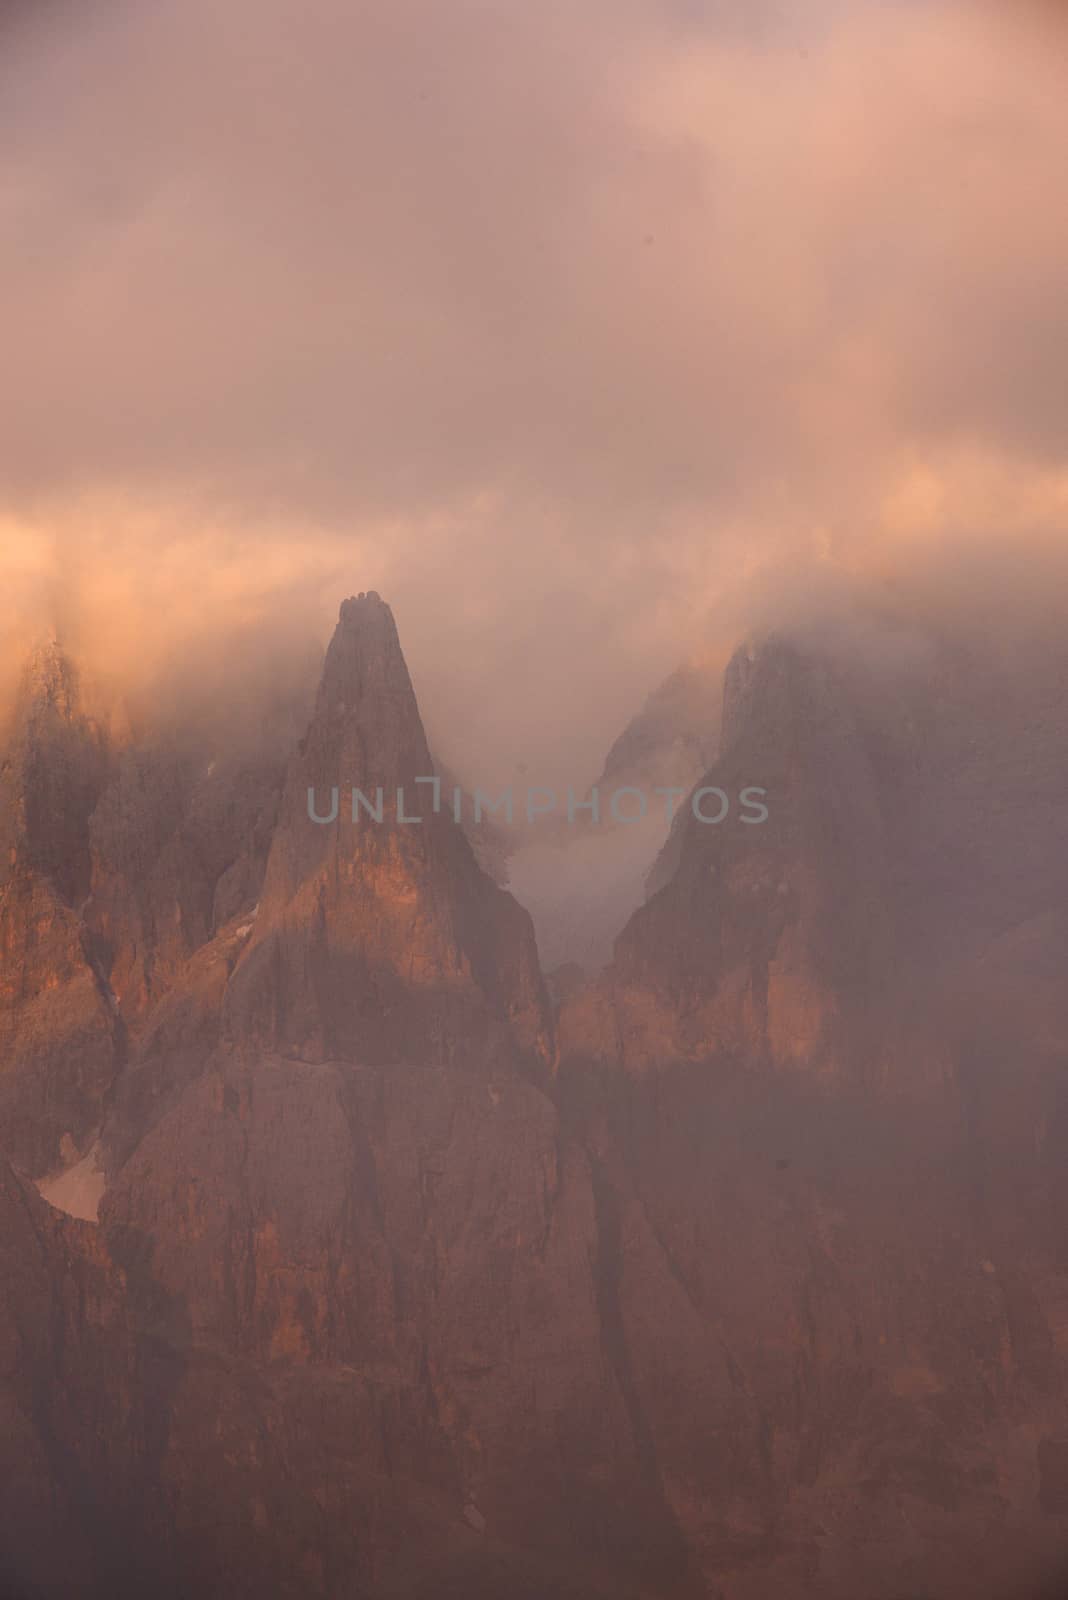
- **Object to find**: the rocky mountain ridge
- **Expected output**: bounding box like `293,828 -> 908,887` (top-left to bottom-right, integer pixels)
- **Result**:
1,596 -> 1067,1599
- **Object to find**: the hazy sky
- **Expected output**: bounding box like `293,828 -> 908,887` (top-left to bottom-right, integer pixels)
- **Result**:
2,0 -> 1066,781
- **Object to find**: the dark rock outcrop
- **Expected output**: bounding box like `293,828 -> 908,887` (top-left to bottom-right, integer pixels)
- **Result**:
0,642 -> 117,1174
0,1155 -> 173,1600
85,738 -> 282,1021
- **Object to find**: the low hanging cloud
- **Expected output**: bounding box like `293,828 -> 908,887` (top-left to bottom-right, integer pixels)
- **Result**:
1,0 -> 1065,780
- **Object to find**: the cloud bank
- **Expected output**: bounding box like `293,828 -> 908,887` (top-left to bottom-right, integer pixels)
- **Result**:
1,0 -> 1065,779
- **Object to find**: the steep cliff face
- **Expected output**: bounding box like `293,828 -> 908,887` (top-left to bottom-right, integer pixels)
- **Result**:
0,1156 -> 174,1600
225,594 -> 552,1070
0,642 -> 118,1175
98,1054 -> 678,1599
547,1048 -> 1068,1599
561,636 -> 903,1077
562,627 -> 1068,1089
84,738 -> 283,1022
0,639 -> 109,905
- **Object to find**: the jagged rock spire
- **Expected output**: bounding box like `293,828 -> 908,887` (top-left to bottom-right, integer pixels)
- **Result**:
226,595 -> 551,1067
1,634 -> 109,905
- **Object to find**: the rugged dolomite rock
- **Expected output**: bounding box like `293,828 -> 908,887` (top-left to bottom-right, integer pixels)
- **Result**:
0,1156 -> 172,1600
84,738 -> 283,1021
2,607 -> 1068,1599
224,594 -> 552,1070
559,637 -> 897,1076
0,642 -> 117,1174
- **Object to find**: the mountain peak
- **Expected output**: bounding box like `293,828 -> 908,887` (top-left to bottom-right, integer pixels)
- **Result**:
17,632 -> 81,724
305,590 -> 431,788
338,589 -> 384,619
333,590 -> 392,657
224,594 -> 551,1067
1,635 -> 110,905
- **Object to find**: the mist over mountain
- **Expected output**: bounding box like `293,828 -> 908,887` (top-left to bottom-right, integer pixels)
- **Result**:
3,0 -> 1068,789
2,0 -> 1067,1592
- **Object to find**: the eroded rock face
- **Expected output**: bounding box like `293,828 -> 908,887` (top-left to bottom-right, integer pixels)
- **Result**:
97,1051 -> 682,1598
85,739 -> 282,1021
560,637 -> 901,1077
547,1051 -> 1068,1600
0,869 -> 119,1176
0,639 -> 110,905
0,642 -> 118,1174
563,628 -> 1068,1089
0,1156 -> 172,1600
